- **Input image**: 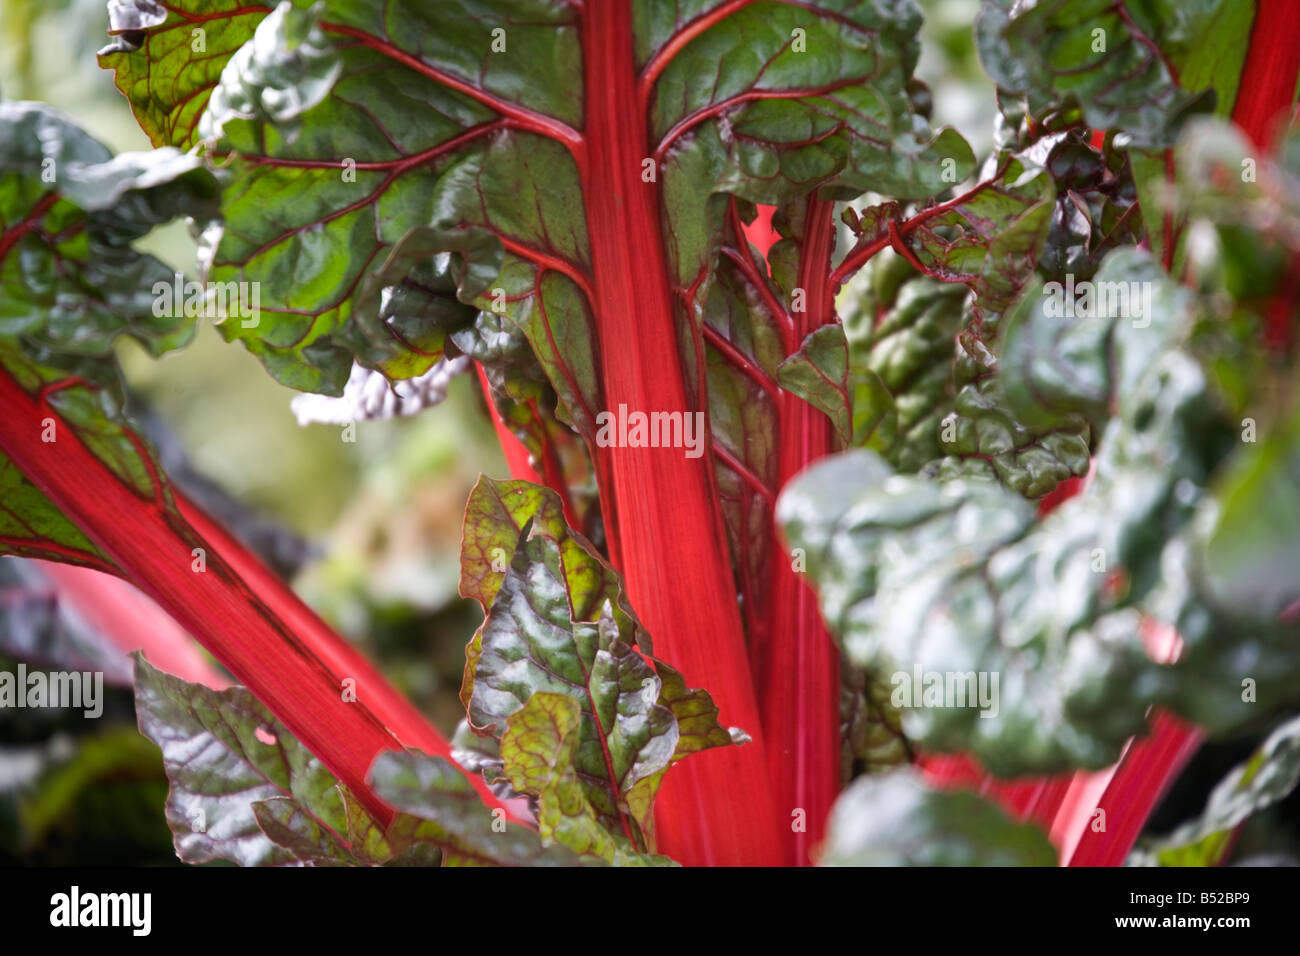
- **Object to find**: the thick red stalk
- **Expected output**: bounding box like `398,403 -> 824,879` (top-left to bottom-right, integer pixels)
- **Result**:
1233,0 -> 1300,150
756,197 -> 841,864
579,0 -> 785,865
0,370 -> 503,825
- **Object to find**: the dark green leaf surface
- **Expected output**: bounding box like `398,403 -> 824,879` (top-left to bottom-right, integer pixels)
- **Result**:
783,251 -> 1300,772
0,102 -> 218,569
976,0 -> 1216,149
369,749 -> 581,867
133,654 -> 374,866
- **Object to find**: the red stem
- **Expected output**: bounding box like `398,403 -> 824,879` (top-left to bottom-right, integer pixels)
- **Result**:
758,196 -> 841,864
828,171 -> 1006,290
1232,0 -> 1300,150
1066,713 -> 1204,866
580,0 -> 785,866
0,370 -> 504,826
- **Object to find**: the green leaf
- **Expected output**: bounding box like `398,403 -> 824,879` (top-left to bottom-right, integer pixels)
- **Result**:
0,102 -> 217,570
468,527 -> 678,841
842,275 -> 966,471
458,476 -> 732,848
1143,0 -> 1255,119
133,653 -> 377,866
841,664 -> 911,781
368,749 -> 582,867
457,474 -> 625,622
651,1 -> 976,206
777,324 -> 850,443
908,155 -> 1056,325
1131,714 -> 1300,867
819,768 -> 1057,866
100,0 -> 267,148
785,249 -> 1300,772
108,0 -> 974,412
499,691 -> 675,865
0,102 -> 218,357
976,0 -> 1217,149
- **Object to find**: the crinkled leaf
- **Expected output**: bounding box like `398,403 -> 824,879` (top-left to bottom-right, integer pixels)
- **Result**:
976,0 -> 1216,149
841,664 -> 910,782
786,250 -> 1300,772
0,102 -> 218,358
650,1 -> 975,208
100,0 -> 267,146
908,155 -> 1056,325
106,0 -> 973,414
777,324 -> 850,443
133,653 -> 365,866
368,749 -> 581,867
459,476 -> 732,846
842,268 -> 1088,497
0,102 -> 219,569
457,475 -> 622,622
500,691 -> 675,865
842,274 -> 966,471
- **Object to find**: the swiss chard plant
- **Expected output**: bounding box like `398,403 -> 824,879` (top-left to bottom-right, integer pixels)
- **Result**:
2,0 -> 1300,867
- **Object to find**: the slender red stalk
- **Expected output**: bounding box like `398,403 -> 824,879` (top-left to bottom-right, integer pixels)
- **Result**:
757,197 -> 841,864
0,369 -> 503,826
828,172 -> 1005,290
579,0 -> 784,866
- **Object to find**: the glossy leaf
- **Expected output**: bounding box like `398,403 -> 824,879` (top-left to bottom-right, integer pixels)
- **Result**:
499,691 -> 675,865
976,0 -> 1216,149
458,474 -> 734,851
0,102 -> 218,570
369,749 -> 581,867
467,527 -> 678,842
133,653 -> 375,866
787,249 -> 1300,772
